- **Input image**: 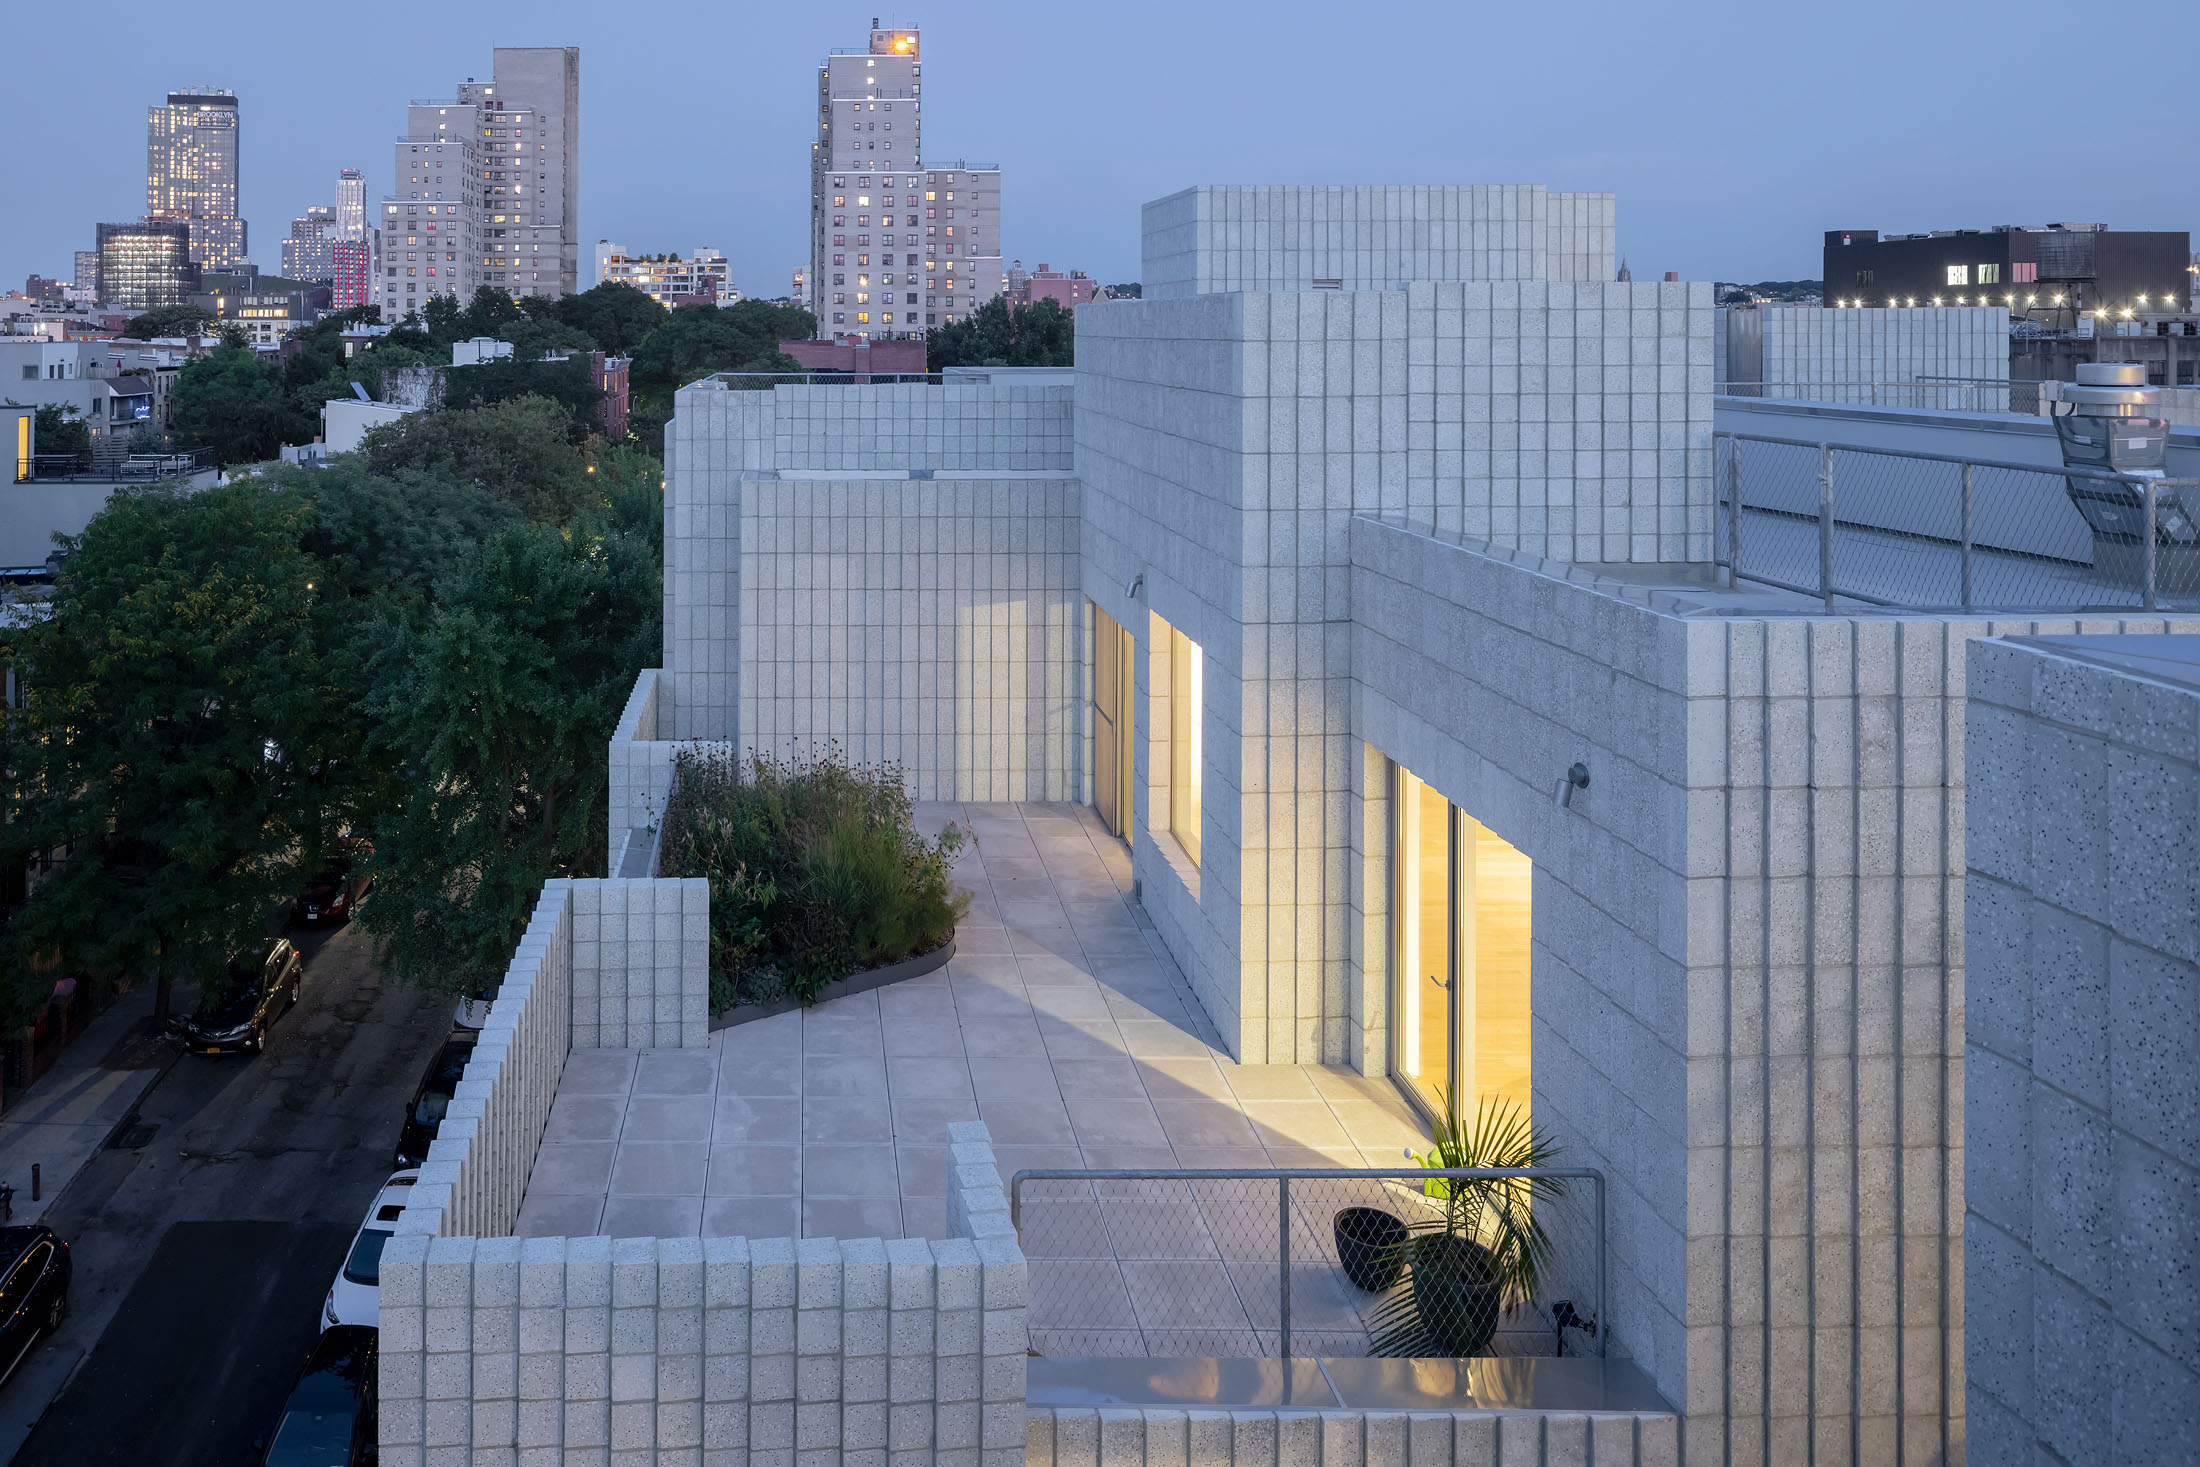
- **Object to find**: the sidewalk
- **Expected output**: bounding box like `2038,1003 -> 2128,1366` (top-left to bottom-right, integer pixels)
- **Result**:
0,987 -> 170,1226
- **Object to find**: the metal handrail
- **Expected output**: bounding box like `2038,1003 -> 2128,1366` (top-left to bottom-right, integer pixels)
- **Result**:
1008,1164 -> 1606,1361
1716,429 -> 2200,612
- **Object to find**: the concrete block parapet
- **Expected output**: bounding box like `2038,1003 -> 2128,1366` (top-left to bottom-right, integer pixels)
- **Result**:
380,1113 -> 1026,1465
1964,634 -> 2200,1464
1022,1407 -> 1678,1467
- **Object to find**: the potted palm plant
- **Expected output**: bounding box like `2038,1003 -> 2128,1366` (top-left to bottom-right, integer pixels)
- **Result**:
1367,1098 -> 1566,1358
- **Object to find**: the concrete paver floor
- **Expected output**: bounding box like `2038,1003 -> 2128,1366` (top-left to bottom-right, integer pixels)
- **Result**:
516,801 -> 1436,1355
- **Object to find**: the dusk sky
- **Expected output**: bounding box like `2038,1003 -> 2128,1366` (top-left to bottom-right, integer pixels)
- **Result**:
3,0 -> 2194,300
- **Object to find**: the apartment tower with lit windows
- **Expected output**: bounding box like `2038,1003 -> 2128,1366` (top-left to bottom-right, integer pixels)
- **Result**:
146,88 -> 246,269
807,23 -> 1003,340
375,48 -> 578,322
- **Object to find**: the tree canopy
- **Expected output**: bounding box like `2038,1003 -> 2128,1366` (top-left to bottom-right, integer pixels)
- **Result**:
626,300 -> 811,445
924,296 -> 1074,369
551,281 -> 667,354
121,303 -> 217,339
0,482 -> 338,1022
169,346 -> 310,465
359,395 -> 594,524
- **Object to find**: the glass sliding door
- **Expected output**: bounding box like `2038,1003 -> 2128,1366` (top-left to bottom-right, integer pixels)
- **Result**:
1389,761 -> 1533,1124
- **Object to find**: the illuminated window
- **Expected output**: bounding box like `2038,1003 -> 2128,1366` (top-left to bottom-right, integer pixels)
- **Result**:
1946,265 -> 1969,287
1977,263 -> 2002,285
1153,616 -> 1203,867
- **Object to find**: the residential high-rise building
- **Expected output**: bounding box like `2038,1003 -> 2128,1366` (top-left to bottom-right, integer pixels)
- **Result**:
378,49 -> 578,320
72,251 -> 98,296
336,168 -> 368,240
806,25 -> 1005,341
379,100 -> 483,322
96,220 -> 196,310
146,88 -> 245,268
599,247 -> 735,306
331,238 -> 374,310
282,205 -> 337,283
809,23 -> 919,341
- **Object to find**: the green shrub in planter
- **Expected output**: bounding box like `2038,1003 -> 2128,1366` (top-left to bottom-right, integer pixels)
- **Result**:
659,746 -> 967,1010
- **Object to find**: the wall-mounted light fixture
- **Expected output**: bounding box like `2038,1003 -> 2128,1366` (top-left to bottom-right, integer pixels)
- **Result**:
1124,572 -> 1144,601
1553,762 -> 1590,810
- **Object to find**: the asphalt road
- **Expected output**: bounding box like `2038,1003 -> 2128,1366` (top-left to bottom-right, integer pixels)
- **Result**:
0,919 -> 451,1467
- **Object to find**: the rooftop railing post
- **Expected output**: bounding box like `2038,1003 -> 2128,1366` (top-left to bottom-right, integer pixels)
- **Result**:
2143,480 -> 2160,612
1818,443 -> 1837,611
1277,1175 -> 1292,1358
1960,461 -> 1976,612
1725,436 -> 1743,588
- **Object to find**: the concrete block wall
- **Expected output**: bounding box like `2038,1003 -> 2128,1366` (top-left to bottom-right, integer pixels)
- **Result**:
1140,185 -> 1617,299
394,878 -> 712,1246
677,380 -> 1073,474
568,878 -> 710,1051
377,1120 -> 1028,1466
1075,283 -> 1713,1061
607,668 -> 686,869
1023,1407 -> 1680,1466
402,881 -> 577,1243
737,474 -> 1085,802
1744,304 -> 2008,397
1345,521 -> 2200,1464
1346,519 -> 1697,1409
665,382 -> 1077,742
1963,637 -> 2200,1465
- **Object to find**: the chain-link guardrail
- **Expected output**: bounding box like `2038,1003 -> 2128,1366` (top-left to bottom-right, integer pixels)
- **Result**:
1010,1166 -> 1605,1361
1716,431 -> 2200,612
1715,379 -> 2044,416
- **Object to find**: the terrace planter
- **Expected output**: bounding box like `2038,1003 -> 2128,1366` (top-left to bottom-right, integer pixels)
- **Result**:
1408,1233 -> 1502,1357
709,936 -> 956,1031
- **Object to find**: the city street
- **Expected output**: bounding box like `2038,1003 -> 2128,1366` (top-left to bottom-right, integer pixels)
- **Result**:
0,919 -> 451,1467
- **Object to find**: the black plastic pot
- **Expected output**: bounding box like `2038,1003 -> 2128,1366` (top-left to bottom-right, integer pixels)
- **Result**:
1333,1206 -> 1407,1292
1409,1232 -> 1501,1356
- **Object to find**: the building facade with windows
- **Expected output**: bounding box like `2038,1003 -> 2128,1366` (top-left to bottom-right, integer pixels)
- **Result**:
376,49 -> 578,321
281,205 -> 337,283
596,246 -> 735,306
95,220 -> 195,311
1824,224 -> 2193,330
816,161 -> 1003,338
805,24 -> 1005,341
146,88 -> 245,269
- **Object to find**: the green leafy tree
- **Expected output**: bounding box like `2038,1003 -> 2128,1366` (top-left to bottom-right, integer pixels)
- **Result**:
443,354 -> 602,439
456,286 -> 526,344
499,317 -> 597,361
924,296 -> 1074,369
169,345 -> 311,465
553,281 -> 668,354
121,303 -> 217,339
357,395 -> 591,523
30,405 -> 90,461
355,517 -> 661,992
0,483 -> 337,1024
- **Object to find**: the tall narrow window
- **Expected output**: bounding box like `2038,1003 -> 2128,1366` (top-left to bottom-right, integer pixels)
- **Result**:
1164,620 -> 1203,866
1389,761 -> 1532,1123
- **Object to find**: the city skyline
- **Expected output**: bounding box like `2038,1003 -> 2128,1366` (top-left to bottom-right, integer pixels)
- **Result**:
3,0 -> 2196,304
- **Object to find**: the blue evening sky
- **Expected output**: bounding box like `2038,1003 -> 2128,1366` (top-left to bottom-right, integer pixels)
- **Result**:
2,0 -> 2192,300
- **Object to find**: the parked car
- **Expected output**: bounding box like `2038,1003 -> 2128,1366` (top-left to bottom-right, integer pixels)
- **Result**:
0,1226 -> 70,1388
393,1032 -> 477,1168
292,840 -> 373,926
323,1171 -> 417,1331
174,939 -> 303,1055
451,983 -> 497,1031
259,1324 -> 376,1466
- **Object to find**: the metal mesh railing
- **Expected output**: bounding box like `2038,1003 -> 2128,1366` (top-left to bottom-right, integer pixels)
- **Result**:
1716,431 -> 2200,611
1715,379 -> 2044,416
1009,1166 -> 1605,1360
